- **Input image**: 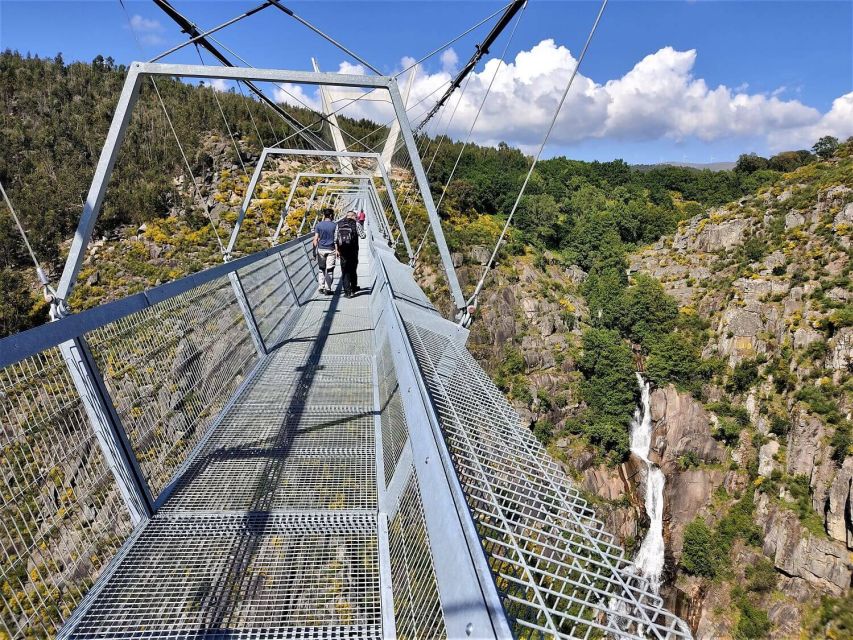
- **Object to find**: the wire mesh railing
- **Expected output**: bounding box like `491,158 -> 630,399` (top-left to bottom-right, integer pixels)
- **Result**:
85,277 -> 257,501
0,234 -> 316,638
0,348 -> 135,638
401,314 -> 693,640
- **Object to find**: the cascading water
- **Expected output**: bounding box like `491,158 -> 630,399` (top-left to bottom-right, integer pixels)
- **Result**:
630,372 -> 666,593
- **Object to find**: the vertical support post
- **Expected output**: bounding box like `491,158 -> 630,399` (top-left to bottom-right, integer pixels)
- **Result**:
377,66 -> 416,177
387,80 -> 465,313
229,272 -> 266,356
277,252 -> 302,308
59,337 -> 154,525
297,182 -> 321,235
312,58 -> 354,175
377,163 -> 412,259
225,148 -> 271,258
272,172 -> 305,244
57,66 -> 144,303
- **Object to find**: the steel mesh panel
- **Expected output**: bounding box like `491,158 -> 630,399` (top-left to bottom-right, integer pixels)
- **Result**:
86,277 -> 258,500
207,407 -> 375,454
66,513 -> 382,639
0,349 -> 133,638
404,320 -> 692,640
387,469 -> 446,640
236,253 -> 296,348
281,241 -> 317,306
376,251 -> 434,311
161,453 -> 376,512
376,332 -> 409,486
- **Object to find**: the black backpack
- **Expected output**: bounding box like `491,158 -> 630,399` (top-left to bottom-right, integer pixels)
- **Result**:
337,220 -> 356,248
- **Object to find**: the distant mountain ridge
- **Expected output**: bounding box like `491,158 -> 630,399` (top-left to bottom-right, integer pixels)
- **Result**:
634,161 -> 737,172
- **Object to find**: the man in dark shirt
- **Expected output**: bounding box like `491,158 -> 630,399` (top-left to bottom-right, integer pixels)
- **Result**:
335,211 -> 360,298
313,208 -> 337,294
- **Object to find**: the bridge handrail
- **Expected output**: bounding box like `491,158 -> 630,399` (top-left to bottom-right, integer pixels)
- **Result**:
0,234 -> 312,370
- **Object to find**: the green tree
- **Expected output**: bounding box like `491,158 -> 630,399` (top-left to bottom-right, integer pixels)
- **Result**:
812,135 -> 839,160
621,274 -> 679,346
735,153 -> 769,174
579,328 -> 637,421
645,333 -> 704,392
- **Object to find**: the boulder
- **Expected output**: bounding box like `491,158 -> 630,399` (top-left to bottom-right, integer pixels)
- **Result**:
787,414 -> 825,477
667,468 -> 725,558
785,210 -> 806,229
827,327 -> 853,383
758,440 -> 780,477
695,218 -> 749,252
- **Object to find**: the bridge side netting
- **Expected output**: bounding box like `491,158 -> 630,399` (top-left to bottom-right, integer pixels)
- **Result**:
85,276 -> 259,501
402,316 -> 692,640
0,348 -> 134,637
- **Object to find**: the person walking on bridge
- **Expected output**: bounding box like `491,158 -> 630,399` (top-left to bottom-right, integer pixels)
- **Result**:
313,208 -> 336,294
335,211 -> 361,298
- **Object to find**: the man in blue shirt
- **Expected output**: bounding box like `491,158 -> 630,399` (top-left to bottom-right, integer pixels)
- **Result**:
313,208 -> 337,294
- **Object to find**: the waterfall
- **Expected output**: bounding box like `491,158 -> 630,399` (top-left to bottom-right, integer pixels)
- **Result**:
630,373 -> 666,593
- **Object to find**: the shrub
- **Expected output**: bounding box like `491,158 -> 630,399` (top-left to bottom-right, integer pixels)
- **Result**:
682,518 -> 716,577
796,385 -> 842,423
678,451 -> 701,470
769,414 -> 790,438
830,421 -> 852,464
532,419 -> 554,444
586,418 -> 630,461
735,599 -> 771,640
728,358 -> 761,394
745,558 -> 777,593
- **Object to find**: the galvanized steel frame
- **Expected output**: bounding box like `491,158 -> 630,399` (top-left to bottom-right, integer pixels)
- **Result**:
371,243 -> 513,639
57,63 -> 457,310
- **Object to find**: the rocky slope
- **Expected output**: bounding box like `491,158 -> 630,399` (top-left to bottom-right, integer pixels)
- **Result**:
454,145 -> 853,638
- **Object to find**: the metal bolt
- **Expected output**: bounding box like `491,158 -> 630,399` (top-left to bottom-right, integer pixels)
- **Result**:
466,623 -> 473,636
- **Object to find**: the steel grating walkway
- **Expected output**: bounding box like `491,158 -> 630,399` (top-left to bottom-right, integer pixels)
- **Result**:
62,243 -> 389,639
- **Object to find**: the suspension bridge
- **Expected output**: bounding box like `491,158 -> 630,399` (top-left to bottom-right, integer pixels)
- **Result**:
1,1 -> 694,638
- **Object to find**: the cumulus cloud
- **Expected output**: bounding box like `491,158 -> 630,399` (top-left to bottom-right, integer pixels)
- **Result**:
208,79 -> 230,93
126,14 -> 165,46
270,40 -> 852,154
440,48 -> 459,73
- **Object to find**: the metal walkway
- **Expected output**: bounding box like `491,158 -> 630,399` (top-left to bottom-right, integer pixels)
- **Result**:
62,241 -> 390,638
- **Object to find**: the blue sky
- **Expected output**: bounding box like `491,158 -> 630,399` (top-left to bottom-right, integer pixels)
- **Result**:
1,0 -> 851,164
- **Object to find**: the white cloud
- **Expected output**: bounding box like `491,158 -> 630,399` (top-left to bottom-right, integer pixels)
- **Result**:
274,83 -> 321,111
209,79 -> 230,93
126,14 -> 165,46
440,48 -> 458,73
769,92 -> 853,150
326,40 -> 850,154
263,40 -> 851,155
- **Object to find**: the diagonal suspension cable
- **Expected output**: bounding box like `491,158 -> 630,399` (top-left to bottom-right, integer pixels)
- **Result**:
466,0 -> 609,316
120,0 -> 228,255
411,1 -> 526,265
0,181 -> 51,288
